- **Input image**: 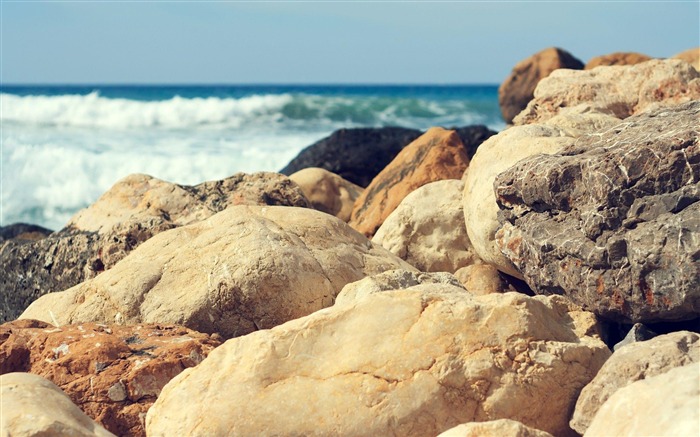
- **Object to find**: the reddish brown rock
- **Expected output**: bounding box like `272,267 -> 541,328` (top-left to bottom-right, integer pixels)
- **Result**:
0,320 -> 221,437
498,47 -> 584,123
349,127 -> 469,237
673,47 -> 700,70
585,52 -> 652,69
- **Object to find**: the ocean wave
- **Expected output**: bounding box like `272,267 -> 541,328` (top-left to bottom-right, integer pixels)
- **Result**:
1,91 -> 502,131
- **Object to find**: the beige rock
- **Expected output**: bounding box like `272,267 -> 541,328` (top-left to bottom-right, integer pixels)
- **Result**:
146,287 -> 610,437
438,419 -> 554,437
0,372 -> 115,437
372,180 -> 481,273
350,127 -> 470,237
584,52 -> 652,70
463,125 -> 573,277
20,206 -> 412,339
571,331 -> 699,434
454,264 -> 508,295
514,59 -> 700,125
541,105 -> 621,138
289,167 -> 363,222
584,363 -> 700,437
673,47 -> 700,70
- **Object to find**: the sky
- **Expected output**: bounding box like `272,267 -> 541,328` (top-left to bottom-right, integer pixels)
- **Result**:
1,1 -> 699,84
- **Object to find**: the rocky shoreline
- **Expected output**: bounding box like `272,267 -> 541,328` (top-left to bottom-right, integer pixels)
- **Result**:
1,48 -> 699,436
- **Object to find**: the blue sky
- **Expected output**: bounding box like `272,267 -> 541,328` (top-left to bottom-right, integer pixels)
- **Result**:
2,1 -> 699,84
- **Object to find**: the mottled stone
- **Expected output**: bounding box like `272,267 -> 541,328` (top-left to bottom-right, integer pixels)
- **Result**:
0,223 -> 52,244
495,101 -> 700,323
673,47 -> 700,71
289,167 -> 363,222
438,420 -> 554,437
585,52 -> 652,70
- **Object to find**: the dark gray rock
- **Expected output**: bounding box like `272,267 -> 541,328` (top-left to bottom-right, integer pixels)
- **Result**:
613,323 -> 658,351
494,101 -> 700,323
449,125 -> 498,159
0,223 -> 53,244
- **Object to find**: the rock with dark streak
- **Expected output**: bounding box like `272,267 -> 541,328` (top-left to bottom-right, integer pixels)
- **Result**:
0,223 -> 53,244
495,101 -> 700,323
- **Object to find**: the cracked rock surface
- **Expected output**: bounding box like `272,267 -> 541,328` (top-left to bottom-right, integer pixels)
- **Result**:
19,206 -> 412,339
495,101 -> 700,323
146,283 -> 610,437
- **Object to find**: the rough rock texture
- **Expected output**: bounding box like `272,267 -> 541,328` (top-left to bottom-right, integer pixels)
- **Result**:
0,319 -> 221,437
495,102 -> 700,323
584,363 -> 700,437
584,52 -> 652,70
454,264 -> 508,295
612,323 -> 658,351
498,47 -> 584,123
0,223 -> 53,244
20,206 -> 412,339
1,372 -> 115,437
673,47 -> 700,70
351,127 -> 470,237
280,127 -> 422,187
372,180 -> 481,273
450,125 -> 498,159
570,331 -> 699,434
514,59 -> 700,125
146,285 -> 610,437
463,124 -> 573,278
0,172 -> 311,324
289,167 -> 363,222
438,420 -> 554,437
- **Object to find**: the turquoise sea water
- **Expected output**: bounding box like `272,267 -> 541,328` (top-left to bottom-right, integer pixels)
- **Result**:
1,85 -> 502,229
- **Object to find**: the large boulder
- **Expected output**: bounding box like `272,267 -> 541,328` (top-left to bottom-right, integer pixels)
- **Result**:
350,127 -> 470,237
673,47 -> 699,70
280,127 -> 422,187
0,319 -> 221,436
570,331 -> 699,434
514,59 -> 700,125
498,47 -> 584,124
1,372 -> 115,437
289,167 -> 363,222
0,172 -> 311,324
20,206 -> 412,339
584,52 -> 652,70
449,125 -> 498,158
373,180 -> 481,273
438,420 -> 554,437
495,101 -> 700,323
584,363 -> 700,437
146,283 -> 610,437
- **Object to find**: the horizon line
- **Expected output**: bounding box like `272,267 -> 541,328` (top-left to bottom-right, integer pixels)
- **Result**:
0,82 -> 501,87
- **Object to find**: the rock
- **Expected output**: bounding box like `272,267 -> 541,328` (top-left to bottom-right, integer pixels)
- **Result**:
498,47 -> 584,124
514,59 -> 700,125
0,223 -> 53,244
454,264 -> 507,295
584,52 -> 652,69
20,206 -> 412,339
0,320 -> 221,436
673,47 -> 700,70
280,127 -> 423,187
438,419 -> 554,437
463,124 -> 573,278
612,323 -> 658,351
146,286 -> 610,437
584,363 -> 700,437
0,172 -> 311,324
495,102 -> 700,323
570,331 -> 699,434
289,167 -> 363,222
449,125 -> 498,158
0,372 -> 115,437
350,127 -> 470,237
372,180 -> 481,273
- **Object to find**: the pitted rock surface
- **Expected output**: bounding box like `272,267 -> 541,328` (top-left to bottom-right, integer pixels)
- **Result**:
495,101 -> 700,323
0,320 -> 221,437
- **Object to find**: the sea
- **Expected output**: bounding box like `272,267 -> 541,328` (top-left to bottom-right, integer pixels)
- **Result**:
1,85 -> 504,231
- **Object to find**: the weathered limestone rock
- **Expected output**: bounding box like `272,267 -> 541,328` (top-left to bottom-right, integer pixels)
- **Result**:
438,419 -> 554,437
0,172 -> 311,324
584,52 -> 652,69
498,47 -> 584,123
454,264 -> 509,295
351,127 -> 470,237
20,206 -> 412,339
0,372 -> 115,437
495,102 -> 700,323
0,223 -> 52,244
372,180 -> 481,273
463,124 -> 573,278
0,319 -> 221,437
673,47 -> 700,71
570,331 -> 699,434
280,127 -> 422,187
146,286 -> 610,437
514,59 -> 700,125
289,167 -> 363,222
584,363 -> 700,437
